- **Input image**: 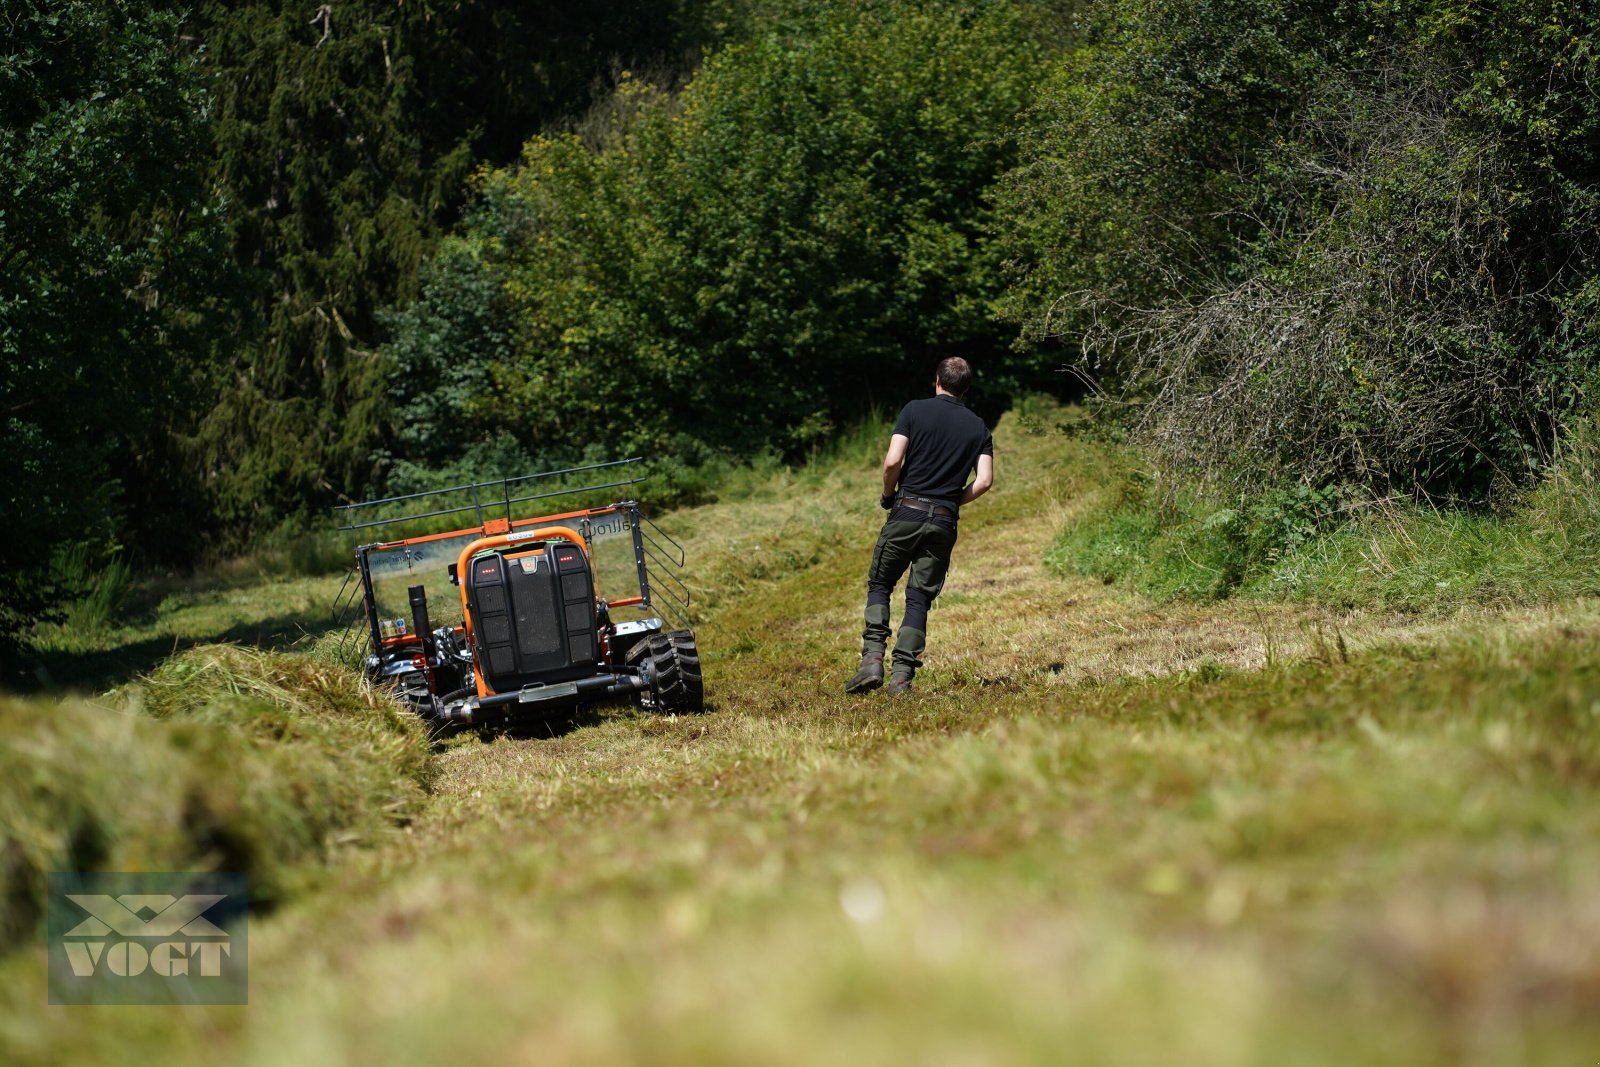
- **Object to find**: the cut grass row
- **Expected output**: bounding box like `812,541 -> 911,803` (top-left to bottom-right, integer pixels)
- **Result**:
10,601 -> 1595,1064
0,645 -> 433,954
2,400 -> 1596,1063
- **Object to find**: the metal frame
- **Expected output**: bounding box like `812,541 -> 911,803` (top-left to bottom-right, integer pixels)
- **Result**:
333,499 -> 692,666
333,458 -> 648,532
637,513 -> 690,629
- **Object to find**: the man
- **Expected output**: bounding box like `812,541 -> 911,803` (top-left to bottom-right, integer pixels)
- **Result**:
845,356 -> 994,696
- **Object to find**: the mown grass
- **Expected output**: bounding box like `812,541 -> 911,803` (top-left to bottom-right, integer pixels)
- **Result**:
0,645 -> 433,955
10,598 -> 1598,1062
3,399 -> 1599,1064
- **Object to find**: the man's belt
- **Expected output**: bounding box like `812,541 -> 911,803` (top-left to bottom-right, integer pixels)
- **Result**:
896,494 -> 959,521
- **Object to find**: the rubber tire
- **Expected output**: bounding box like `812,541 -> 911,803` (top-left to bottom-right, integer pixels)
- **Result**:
624,631 -> 656,668
643,629 -> 703,714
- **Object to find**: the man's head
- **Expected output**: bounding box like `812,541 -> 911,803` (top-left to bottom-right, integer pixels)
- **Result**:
934,356 -> 973,398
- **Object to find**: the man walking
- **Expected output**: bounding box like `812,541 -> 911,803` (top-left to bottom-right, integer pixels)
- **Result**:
845,356 -> 993,696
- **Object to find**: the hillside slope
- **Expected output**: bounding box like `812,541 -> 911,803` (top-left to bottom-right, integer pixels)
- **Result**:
4,407 -> 1599,1065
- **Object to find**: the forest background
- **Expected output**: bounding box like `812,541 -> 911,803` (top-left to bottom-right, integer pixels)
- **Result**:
4,0 -> 1596,662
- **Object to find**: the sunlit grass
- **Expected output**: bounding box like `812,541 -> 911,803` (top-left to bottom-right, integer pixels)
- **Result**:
3,399 -> 1599,1064
1049,420 -> 1600,613
0,645 -> 432,959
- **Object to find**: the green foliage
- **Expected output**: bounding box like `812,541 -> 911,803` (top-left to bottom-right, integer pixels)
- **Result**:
0,0 -> 237,641
1049,468 -> 1351,601
53,546 -> 133,637
1052,416 -> 1600,610
386,1 -> 1056,473
380,235 -> 513,469
998,0 -> 1345,338
192,0 -> 745,533
1004,0 -> 1600,500
1264,430 -> 1600,610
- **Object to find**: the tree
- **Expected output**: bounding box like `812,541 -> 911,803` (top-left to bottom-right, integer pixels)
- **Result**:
388,1 -> 1057,472
191,0 -> 749,529
997,0 -> 1352,346
1000,0 -> 1600,498
0,0 -> 234,640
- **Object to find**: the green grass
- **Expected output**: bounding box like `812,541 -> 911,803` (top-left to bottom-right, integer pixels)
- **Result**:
2,399 -> 1599,1063
1048,423 -> 1600,612
1262,481 -> 1600,609
13,570 -> 352,693
0,645 -> 433,953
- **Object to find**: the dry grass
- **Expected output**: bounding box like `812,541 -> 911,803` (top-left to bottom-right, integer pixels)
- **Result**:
671,398 -> 1580,693
0,645 -> 433,958
2,400 -> 1599,1064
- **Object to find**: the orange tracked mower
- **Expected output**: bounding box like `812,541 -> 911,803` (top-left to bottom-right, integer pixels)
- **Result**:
333,460 -> 702,726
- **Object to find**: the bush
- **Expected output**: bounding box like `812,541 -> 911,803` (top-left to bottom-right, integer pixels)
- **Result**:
999,0 -> 1338,334
383,1 -> 1057,476
1265,429 -> 1600,610
1118,48 -> 1589,497
1003,0 -> 1600,502
1052,416 -> 1600,611
1049,471 -> 1349,601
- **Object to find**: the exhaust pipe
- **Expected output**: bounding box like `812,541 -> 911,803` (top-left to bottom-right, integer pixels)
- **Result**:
408,584 -> 434,662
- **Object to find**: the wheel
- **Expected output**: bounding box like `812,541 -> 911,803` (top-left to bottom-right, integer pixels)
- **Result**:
624,632 -> 656,668
640,628 -> 703,713
624,631 -> 658,709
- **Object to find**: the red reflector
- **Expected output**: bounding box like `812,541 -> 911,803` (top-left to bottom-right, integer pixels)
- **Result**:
411,655 -> 427,668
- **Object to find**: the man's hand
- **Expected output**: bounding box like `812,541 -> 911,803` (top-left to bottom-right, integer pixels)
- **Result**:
880,493 -> 895,510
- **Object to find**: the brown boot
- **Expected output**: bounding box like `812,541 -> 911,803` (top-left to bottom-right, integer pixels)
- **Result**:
844,654 -> 884,694
885,671 -> 914,696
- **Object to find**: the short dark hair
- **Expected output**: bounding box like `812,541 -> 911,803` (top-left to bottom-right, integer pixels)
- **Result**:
935,356 -> 973,397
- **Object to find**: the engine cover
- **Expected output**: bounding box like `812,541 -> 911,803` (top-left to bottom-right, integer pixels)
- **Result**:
466,540 -> 599,692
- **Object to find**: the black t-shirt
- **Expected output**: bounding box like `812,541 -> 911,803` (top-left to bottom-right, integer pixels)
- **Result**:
892,394 -> 994,508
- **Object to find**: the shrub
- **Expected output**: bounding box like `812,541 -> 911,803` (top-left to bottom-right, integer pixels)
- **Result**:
1004,0 -> 1600,502
1052,414 -> 1600,611
384,1 -> 1057,475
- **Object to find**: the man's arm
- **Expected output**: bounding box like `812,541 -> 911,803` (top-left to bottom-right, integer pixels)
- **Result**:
959,453 -> 993,506
881,434 -> 909,502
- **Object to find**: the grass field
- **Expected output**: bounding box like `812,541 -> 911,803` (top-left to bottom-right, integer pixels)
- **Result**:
3,402 -> 1599,1064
